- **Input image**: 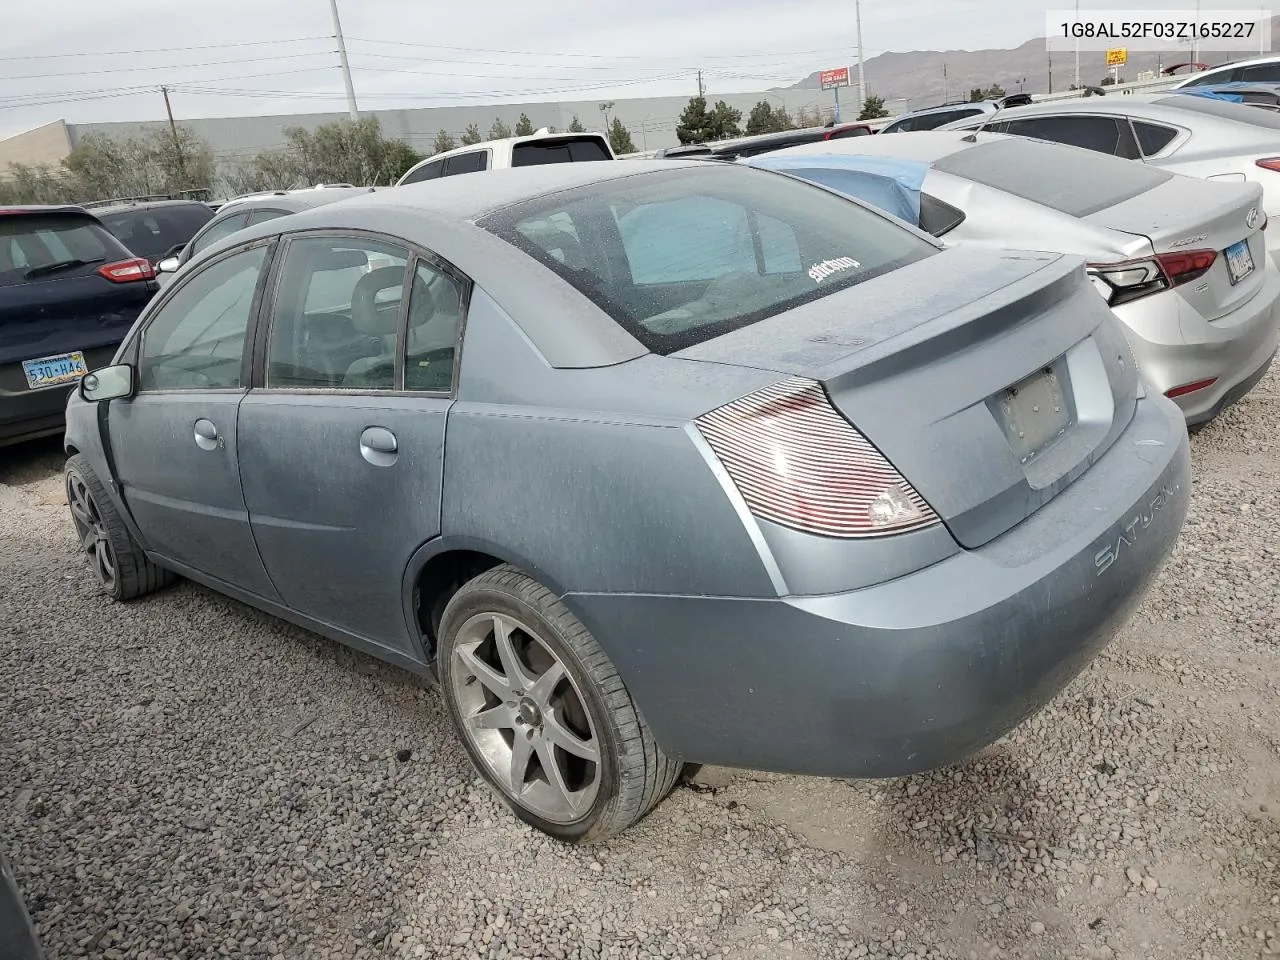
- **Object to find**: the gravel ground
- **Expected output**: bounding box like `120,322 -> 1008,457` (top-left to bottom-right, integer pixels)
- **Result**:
2,374 -> 1280,960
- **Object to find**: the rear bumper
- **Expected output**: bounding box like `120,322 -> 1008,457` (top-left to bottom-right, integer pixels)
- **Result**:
0,345 -> 119,446
566,393 -> 1189,778
1113,259 -> 1280,424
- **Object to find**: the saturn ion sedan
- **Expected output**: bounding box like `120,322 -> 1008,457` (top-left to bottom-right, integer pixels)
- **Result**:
748,132 -> 1280,426
62,161 -> 1190,842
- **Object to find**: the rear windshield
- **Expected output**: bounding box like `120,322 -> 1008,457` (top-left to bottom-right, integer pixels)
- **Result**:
479,164 -> 937,354
512,138 -> 612,165
99,205 -> 215,261
933,137 -> 1173,216
1153,94 -> 1280,129
0,214 -> 124,286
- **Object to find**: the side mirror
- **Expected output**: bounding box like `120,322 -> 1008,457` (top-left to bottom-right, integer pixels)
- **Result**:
157,256 -> 180,274
80,364 -> 135,402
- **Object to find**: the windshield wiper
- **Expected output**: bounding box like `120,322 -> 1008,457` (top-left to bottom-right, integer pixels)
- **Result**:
24,257 -> 105,279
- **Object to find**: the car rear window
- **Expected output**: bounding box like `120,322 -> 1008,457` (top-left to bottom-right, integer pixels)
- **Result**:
0,213 -> 125,286
1153,94 -> 1280,128
479,164 -> 937,354
932,137 -> 1173,217
512,138 -> 612,165
99,204 -> 214,261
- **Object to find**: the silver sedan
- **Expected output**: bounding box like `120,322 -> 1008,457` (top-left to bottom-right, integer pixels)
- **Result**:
749,131 -> 1280,425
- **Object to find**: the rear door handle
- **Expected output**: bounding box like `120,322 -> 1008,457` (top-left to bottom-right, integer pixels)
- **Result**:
360,426 -> 398,466
193,418 -> 222,451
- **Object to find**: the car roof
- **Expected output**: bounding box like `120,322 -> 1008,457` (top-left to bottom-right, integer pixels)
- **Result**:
214,188 -> 376,216
765,130 -> 988,165
945,94 -> 1216,124
0,204 -> 97,217
399,128 -> 611,173
91,199 -> 210,216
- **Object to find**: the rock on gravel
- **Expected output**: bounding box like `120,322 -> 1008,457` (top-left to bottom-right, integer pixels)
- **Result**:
4,373 -> 1280,960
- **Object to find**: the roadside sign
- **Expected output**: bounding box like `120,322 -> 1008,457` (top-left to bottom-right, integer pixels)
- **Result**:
1106,47 -> 1128,67
820,66 -> 851,90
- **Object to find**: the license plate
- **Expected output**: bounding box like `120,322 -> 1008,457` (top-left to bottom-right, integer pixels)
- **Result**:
21,351 -> 88,390
993,364 -> 1071,464
1225,239 -> 1255,285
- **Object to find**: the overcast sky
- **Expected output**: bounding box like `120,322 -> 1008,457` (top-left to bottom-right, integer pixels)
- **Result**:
0,0 -> 1261,138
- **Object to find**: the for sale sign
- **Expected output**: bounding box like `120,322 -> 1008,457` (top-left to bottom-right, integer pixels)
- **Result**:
820,66 -> 851,90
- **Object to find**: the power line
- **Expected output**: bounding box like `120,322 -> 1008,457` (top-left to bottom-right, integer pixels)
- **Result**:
344,36 -> 872,62
0,36 -> 330,61
0,51 -> 334,82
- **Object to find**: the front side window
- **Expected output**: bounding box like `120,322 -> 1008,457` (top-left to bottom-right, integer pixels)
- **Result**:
266,236 -> 410,390
139,245 -> 266,391
480,164 -> 936,354
933,137 -> 1173,217
188,213 -> 249,258
443,151 -> 488,176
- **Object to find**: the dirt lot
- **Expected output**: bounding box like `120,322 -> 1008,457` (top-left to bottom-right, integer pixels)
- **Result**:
2,376 -> 1279,960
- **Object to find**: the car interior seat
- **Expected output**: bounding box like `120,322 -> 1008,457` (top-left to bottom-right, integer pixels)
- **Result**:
343,266 -> 434,389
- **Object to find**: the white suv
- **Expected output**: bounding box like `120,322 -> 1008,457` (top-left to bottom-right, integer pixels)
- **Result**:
396,128 -> 614,185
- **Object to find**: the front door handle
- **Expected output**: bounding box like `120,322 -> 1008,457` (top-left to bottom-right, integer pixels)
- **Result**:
193,418 -> 222,451
360,426 -> 398,466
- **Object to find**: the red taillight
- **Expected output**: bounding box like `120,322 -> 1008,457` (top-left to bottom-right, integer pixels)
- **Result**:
695,376 -> 940,538
1256,158 -> 1280,172
97,258 -> 156,283
1165,377 -> 1217,399
1156,249 -> 1217,285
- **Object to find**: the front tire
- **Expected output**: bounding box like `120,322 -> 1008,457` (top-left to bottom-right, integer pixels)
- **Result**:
437,564 -> 680,843
65,454 -> 174,601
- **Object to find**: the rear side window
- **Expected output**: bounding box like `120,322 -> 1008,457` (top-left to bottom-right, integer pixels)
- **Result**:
1240,63 -> 1280,82
480,164 -> 937,354
189,212 -> 250,257
1002,115 -> 1141,159
1153,93 -> 1280,129
401,159 -> 445,184
443,152 -> 488,176
0,214 -> 124,286
512,138 -> 612,165
247,208 -> 288,226
1132,121 -> 1179,156
933,138 -> 1173,217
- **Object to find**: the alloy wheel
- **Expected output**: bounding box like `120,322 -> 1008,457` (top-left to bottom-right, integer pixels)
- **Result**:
66,470 -> 117,592
449,612 -> 601,823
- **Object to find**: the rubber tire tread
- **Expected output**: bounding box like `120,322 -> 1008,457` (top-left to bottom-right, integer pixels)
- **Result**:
65,454 -> 175,601
439,563 -> 681,843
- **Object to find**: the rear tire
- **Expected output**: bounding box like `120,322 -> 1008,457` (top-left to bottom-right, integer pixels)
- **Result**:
65,454 -> 175,601
437,564 -> 680,843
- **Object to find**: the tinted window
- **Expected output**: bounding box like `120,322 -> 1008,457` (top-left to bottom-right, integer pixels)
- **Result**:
443,152 -> 488,176
1241,63 -> 1280,82
918,193 -> 966,237
1179,70 -> 1228,87
912,108 -> 984,132
401,159 -> 445,184
139,245 -> 266,391
267,236 -> 410,390
247,208 -> 288,226
1003,115 -> 1140,158
0,214 -> 122,285
189,213 -> 249,257
1153,93 -> 1280,128
403,260 -> 466,392
1132,121 -> 1179,156
828,126 -> 870,138
934,138 -> 1173,217
512,138 -> 612,165
100,205 -> 213,262
480,165 -> 936,354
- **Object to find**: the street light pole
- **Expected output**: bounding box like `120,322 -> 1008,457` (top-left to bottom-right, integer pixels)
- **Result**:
328,0 -> 359,120
855,0 -> 867,116
1073,0 -> 1080,89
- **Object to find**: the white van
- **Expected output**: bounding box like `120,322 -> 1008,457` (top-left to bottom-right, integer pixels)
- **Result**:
396,128 -> 615,185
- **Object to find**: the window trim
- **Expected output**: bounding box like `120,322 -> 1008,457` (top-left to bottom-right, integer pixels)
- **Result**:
133,236 -> 280,396
999,112 -> 1142,159
249,227 -> 473,399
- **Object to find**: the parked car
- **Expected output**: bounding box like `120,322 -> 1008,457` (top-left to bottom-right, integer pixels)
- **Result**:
396,129 -> 614,185
89,198 -> 214,270
939,94 -> 1280,267
63,160 -> 1189,843
877,93 -> 1035,134
1170,81 -> 1280,111
0,849 -> 43,960
746,132 -> 1280,425
1170,54 -> 1280,88
1,206 -> 158,446
655,123 -> 875,160
156,187 -> 377,285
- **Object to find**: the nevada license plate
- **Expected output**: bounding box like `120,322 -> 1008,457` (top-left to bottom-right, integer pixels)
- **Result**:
22,351 -> 88,390
993,364 -> 1071,464
1225,239 -> 1255,285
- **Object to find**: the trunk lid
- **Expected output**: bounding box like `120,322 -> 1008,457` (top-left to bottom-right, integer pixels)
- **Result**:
1084,176 -> 1267,321
0,273 -> 153,366
675,246 -> 1140,549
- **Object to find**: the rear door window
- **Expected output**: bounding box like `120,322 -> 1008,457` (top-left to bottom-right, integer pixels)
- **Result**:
443,151 -> 488,176
400,159 -> 445,184
512,138 -> 612,165
480,164 -> 936,354
0,214 -> 123,285
189,213 -> 250,257
1002,115 -> 1141,158
933,137 -> 1173,216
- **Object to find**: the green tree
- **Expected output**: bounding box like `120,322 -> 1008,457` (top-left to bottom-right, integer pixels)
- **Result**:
460,123 -> 483,146
745,101 -> 794,135
970,84 -> 1007,101
608,117 -> 636,154
857,94 -> 890,120
676,96 -> 714,144
567,114 -> 586,132
489,117 -> 512,140
58,126 -> 216,201
707,100 -> 743,140
515,113 -> 534,136
433,129 -> 457,153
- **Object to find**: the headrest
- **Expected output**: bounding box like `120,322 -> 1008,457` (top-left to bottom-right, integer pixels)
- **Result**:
351,266 -> 409,338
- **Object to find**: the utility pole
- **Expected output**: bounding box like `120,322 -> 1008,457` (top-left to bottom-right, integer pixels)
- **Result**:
1048,51 -> 1053,93
1074,0 -> 1081,89
161,85 -> 186,187
1192,0 -> 1201,66
943,62 -> 948,102
328,0 -> 359,119
854,0 -> 867,115
697,70 -> 704,99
